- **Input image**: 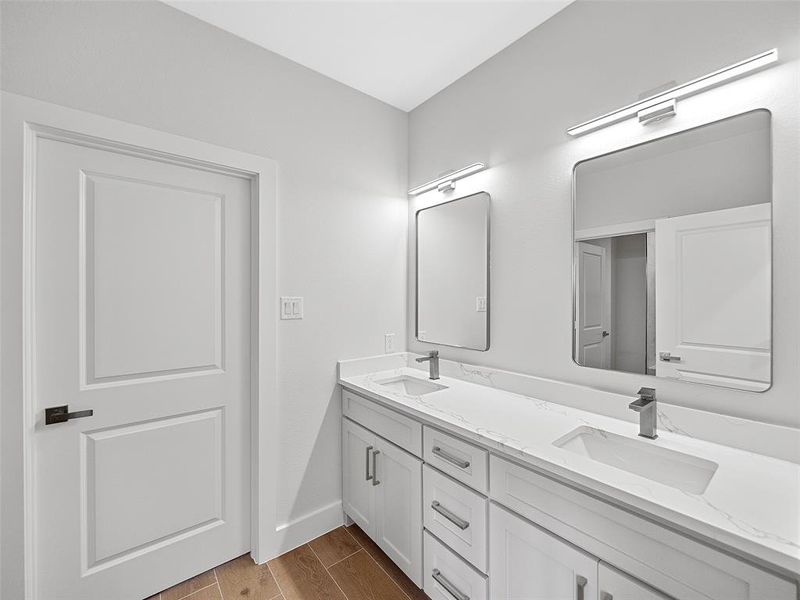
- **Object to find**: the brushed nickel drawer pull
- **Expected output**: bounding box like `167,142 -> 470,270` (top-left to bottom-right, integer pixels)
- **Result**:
371,449 -> 380,486
432,446 -> 470,469
365,445 -> 374,481
576,575 -> 588,600
431,500 -> 469,530
432,568 -> 469,600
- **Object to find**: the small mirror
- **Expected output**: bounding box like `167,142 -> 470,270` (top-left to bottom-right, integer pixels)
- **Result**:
417,192 -> 490,350
573,110 -> 771,391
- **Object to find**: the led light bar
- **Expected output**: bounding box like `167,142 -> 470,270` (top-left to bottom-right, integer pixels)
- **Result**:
408,162 -> 486,195
567,48 -> 778,137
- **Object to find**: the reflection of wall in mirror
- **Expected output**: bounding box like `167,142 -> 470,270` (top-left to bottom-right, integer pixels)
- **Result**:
418,194 -> 488,349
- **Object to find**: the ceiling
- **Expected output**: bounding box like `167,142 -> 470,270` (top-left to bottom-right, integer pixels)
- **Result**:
166,1 -> 573,112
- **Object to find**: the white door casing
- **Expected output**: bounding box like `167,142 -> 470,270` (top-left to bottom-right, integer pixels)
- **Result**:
5,93 -> 277,600
575,241 -> 611,369
655,203 -> 771,391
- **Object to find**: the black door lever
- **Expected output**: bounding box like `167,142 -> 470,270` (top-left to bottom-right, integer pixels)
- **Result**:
44,405 -> 94,425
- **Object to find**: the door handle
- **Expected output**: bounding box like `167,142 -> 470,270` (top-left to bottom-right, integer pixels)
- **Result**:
432,446 -> 470,469
371,449 -> 380,486
659,351 -> 682,362
602,330 -> 610,338
431,500 -> 470,530
44,405 -> 93,425
432,568 -> 469,600
576,575 -> 588,600
365,445 -> 374,481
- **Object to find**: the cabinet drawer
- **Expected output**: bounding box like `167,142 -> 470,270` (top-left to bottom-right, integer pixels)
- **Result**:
424,426 -> 488,493
424,465 -> 488,572
599,563 -> 673,600
490,455 -> 796,600
342,389 -> 422,456
424,531 -> 488,600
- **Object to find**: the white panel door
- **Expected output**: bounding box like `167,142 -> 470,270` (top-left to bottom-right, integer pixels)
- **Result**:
342,419 -> 377,537
655,203 -> 771,390
490,504 -> 598,600
374,438 -> 423,586
598,563 -> 673,600
575,241 -> 611,368
32,134 -> 252,599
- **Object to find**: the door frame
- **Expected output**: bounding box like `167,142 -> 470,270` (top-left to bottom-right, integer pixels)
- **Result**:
3,92 -> 278,600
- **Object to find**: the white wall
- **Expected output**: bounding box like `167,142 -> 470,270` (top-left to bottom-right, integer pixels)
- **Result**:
0,2 -> 407,597
408,0 -> 800,428
575,111 -> 771,231
611,235 -> 647,375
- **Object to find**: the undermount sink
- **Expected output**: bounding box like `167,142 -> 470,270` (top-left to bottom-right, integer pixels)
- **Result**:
374,375 -> 447,396
553,426 -> 718,494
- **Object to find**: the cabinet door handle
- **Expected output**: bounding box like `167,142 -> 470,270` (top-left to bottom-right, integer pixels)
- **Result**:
371,449 -> 380,486
432,568 -> 469,600
600,592 -> 613,600
576,575 -> 588,600
431,500 -> 469,530
365,445 -> 374,481
432,446 -> 470,469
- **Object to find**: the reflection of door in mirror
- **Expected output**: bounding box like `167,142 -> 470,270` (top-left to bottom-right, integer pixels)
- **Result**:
575,241 -> 610,369
572,109 -> 771,392
656,203 -> 770,390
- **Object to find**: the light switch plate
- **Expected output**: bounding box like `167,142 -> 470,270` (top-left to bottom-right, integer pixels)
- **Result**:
280,296 -> 303,320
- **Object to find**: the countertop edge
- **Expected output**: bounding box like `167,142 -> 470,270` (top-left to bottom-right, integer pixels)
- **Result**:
338,377 -> 800,581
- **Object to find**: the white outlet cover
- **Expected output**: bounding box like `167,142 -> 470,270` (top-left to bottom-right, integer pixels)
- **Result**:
476,296 -> 487,312
384,333 -> 395,354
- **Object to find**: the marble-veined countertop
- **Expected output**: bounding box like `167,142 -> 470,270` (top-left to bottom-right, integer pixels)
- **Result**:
339,365 -> 800,578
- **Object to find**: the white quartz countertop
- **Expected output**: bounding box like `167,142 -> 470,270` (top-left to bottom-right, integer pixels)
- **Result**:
339,366 -> 800,578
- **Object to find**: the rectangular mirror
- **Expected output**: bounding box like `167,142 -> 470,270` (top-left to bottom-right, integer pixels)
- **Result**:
573,110 -> 771,391
417,191 -> 490,350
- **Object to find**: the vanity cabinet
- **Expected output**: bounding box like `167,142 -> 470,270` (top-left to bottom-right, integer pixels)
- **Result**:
341,417 -> 423,585
489,503 -> 598,600
341,389 -> 797,600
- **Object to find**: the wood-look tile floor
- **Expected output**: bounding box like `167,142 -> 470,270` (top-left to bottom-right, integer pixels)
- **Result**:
147,524 -> 430,600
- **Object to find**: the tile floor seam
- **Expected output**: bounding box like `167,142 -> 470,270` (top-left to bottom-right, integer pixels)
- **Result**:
342,526 -> 415,600
212,566 -> 223,600
324,546 -> 364,570
359,548 -> 415,600
265,553 -> 286,600
308,541 -> 351,600
176,582 -> 219,600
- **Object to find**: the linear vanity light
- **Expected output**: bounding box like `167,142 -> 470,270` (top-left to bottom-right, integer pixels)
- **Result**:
408,162 -> 486,195
566,48 -> 778,137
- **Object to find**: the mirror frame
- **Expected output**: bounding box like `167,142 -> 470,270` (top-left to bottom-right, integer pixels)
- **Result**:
415,191 -> 491,351
570,109 -> 773,391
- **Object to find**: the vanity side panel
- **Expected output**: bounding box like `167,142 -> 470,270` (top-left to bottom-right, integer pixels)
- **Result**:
489,455 -> 796,600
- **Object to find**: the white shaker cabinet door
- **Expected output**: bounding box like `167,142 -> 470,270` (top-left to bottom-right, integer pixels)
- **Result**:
490,504 -> 598,600
342,419 -> 377,537
373,438 -> 423,586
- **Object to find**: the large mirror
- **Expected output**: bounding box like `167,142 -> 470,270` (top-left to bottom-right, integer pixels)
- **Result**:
573,110 -> 771,391
417,191 -> 490,350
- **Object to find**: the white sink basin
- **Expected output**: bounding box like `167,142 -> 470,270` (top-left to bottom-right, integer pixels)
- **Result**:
553,426 -> 718,494
374,375 -> 447,396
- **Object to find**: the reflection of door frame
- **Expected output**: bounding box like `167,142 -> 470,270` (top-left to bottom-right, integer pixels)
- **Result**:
4,92 -> 278,599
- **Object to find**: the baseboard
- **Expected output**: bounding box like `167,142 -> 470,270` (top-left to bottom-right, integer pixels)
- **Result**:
272,500 -> 344,557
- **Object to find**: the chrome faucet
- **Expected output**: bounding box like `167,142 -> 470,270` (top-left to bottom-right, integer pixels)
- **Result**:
629,387 -> 657,439
416,350 -> 440,380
